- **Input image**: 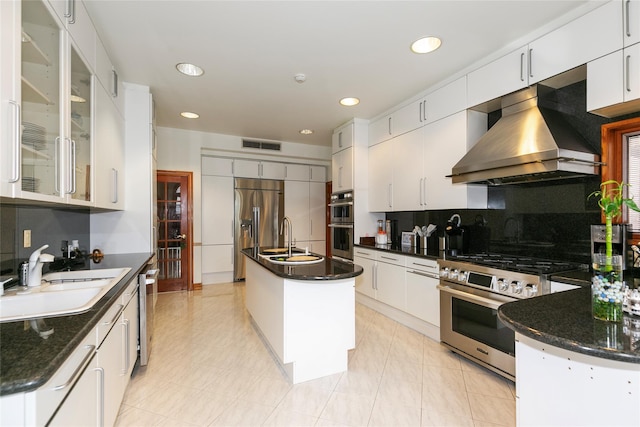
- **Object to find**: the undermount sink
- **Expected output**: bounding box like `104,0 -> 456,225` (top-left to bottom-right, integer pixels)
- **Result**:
0,267 -> 130,323
259,253 -> 324,265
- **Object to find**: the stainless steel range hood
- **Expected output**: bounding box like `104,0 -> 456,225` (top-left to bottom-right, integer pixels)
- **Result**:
450,85 -> 601,185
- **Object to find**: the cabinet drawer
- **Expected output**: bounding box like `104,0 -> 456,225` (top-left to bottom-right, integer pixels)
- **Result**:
353,248 -> 375,259
406,257 -> 438,274
376,252 -> 406,267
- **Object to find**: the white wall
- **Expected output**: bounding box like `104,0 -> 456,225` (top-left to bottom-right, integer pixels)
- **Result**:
155,126 -> 332,285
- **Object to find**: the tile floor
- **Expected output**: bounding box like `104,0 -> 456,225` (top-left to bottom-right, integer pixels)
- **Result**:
116,283 -> 516,426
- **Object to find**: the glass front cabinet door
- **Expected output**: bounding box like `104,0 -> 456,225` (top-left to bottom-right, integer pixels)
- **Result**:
1,0 -> 93,205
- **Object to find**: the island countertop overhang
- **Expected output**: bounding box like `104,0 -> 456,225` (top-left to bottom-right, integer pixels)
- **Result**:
241,248 -> 363,281
498,286 -> 640,364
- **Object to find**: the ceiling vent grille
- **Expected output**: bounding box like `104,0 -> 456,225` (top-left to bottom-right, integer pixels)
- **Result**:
242,139 -> 281,151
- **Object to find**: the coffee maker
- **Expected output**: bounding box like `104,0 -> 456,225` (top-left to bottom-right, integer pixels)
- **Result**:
591,224 -> 632,270
445,214 -> 469,256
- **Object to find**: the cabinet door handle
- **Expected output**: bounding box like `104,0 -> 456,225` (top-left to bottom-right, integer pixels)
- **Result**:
54,137 -> 60,194
388,117 -> 392,135
51,344 -> 96,391
339,131 -> 343,148
285,165 -> 288,178
423,100 -> 427,122
388,184 -> 392,208
373,263 -> 378,290
380,255 -> 399,262
338,166 -> 343,188
67,139 -> 77,194
626,54 -> 632,92
419,178 -> 424,206
68,0 -> 76,24
111,69 -> 118,98
528,48 -> 533,78
95,366 -> 105,427
423,176 -> 427,206
419,101 -> 423,123
122,319 -> 130,374
626,0 -> 632,38
8,101 -> 21,183
111,168 -> 118,203
520,52 -> 525,82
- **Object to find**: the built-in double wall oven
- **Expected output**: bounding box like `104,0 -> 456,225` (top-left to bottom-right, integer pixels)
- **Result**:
328,191 -> 354,260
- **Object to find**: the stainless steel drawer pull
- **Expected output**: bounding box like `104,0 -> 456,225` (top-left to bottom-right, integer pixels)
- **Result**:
51,345 -> 96,391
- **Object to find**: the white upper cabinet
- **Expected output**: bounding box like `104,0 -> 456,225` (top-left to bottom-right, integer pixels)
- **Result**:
390,128 -> 424,211
94,83 -> 124,209
233,159 -> 285,179
332,122 -> 354,154
391,99 -> 425,138
368,114 -> 393,146
202,156 -> 233,176
309,165 -> 326,182
528,1 -> 621,84
588,42 -> 640,116
308,181 -> 325,241
624,0 -> 640,47
467,46 -> 529,108
49,0 -> 95,69
368,140 -> 393,211
332,146 -> 353,191
284,164 -> 309,181
423,76 -> 467,124
95,36 -> 122,115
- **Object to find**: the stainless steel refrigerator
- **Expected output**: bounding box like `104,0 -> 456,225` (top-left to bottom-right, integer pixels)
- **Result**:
234,178 -> 284,280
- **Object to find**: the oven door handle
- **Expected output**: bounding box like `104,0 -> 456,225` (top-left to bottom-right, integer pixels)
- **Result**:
328,201 -> 353,207
328,224 -> 354,228
437,284 -> 504,310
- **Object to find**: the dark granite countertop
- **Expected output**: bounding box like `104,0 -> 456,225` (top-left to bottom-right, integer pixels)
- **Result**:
0,253 -> 153,396
242,248 -> 362,280
499,286 -> 640,364
354,243 -> 440,261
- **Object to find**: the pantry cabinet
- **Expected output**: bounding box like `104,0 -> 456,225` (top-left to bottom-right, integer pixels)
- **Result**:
202,175 -> 234,245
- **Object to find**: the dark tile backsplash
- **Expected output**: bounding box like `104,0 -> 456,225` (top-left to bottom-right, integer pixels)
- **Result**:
386,176 -> 602,264
0,205 -> 90,277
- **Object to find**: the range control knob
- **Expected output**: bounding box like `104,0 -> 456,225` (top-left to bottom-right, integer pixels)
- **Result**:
450,269 -> 459,280
440,267 -> 450,278
458,271 -> 469,282
523,284 -> 538,298
510,280 -> 523,294
497,278 -> 509,292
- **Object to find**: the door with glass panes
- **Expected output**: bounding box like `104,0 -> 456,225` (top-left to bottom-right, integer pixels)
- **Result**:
157,171 -> 192,292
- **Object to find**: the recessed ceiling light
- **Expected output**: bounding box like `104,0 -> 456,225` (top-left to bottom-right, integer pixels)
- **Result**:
180,111 -> 199,119
299,129 -> 313,135
339,97 -> 360,106
410,36 -> 442,54
176,63 -> 204,77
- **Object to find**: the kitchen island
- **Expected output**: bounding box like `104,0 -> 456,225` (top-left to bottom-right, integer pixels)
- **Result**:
242,248 -> 362,383
499,285 -> 640,426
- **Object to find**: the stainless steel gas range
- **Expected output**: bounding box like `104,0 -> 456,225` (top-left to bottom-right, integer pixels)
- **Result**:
437,254 -> 582,381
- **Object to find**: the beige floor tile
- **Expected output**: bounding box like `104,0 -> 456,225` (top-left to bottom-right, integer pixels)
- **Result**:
319,391 -> 375,426
208,398 -> 275,426
376,376 -> 422,408
334,370 -> 381,398
467,392 -> 516,427
237,375 -> 292,406
368,400 -> 422,426
423,348 -> 462,369
382,357 -> 423,383
421,407 -> 475,427
422,383 -> 472,418
276,382 -> 334,417
262,406 -> 318,427
115,404 -> 169,427
463,370 -> 514,399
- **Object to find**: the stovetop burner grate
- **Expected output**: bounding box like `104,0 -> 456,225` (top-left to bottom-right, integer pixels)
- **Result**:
447,253 -> 582,275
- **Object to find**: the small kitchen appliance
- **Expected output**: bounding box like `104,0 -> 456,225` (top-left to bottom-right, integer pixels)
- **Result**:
444,214 -> 469,256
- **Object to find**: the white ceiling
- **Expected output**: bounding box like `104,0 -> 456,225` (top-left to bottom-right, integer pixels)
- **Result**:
84,0 -> 599,147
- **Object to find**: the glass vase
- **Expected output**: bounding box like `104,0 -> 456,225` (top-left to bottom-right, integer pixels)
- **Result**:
591,254 -> 625,322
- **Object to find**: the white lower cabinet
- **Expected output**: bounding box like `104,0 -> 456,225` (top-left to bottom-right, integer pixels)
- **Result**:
405,257 -> 440,327
2,278 -> 140,426
354,248 -> 376,299
375,253 -> 406,311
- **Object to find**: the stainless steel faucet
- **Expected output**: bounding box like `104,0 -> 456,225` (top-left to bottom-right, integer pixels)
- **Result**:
280,216 -> 293,257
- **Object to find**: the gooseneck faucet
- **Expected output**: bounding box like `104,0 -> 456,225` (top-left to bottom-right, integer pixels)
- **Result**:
280,216 -> 293,258
28,244 -> 55,287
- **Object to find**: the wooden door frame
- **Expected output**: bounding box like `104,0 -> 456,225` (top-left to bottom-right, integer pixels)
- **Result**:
157,170 -> 194,291
600,116 -> 640,243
